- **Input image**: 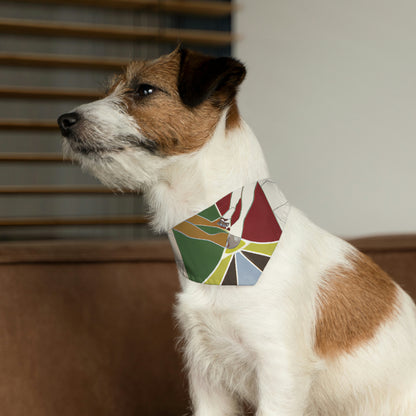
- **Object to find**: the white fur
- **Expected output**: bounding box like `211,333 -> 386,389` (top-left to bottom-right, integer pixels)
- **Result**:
63,88 -> 169,191
65,98 -> 416,415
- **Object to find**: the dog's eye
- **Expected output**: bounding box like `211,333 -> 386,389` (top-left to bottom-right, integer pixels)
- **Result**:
134,84 -> 156,98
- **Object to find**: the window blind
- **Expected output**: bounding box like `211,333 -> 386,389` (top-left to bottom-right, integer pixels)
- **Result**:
0,0 -> 234,240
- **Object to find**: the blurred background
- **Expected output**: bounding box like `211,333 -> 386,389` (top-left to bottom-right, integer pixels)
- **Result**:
0,0 -> 415,240
235,0 -> 416,238
0,0 -> 232,241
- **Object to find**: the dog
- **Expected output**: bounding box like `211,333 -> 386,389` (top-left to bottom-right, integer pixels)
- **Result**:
58,47 -> 416,415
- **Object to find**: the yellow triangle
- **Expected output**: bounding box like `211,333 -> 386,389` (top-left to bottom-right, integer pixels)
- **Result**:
225,239 -> 246,254
204,254 -> 232,285
244,242 -> 278,256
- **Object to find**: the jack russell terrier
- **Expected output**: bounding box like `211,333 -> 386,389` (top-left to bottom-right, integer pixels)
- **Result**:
58,47 -> 416,416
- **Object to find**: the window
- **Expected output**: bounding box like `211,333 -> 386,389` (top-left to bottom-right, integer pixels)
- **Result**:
0,0 -> 233,240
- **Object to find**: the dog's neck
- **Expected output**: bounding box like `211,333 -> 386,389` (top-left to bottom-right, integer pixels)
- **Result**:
145,111 -> 270,233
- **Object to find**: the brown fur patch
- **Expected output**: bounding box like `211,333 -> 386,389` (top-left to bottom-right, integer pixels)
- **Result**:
226,99 -> 241,130
108,50 -> 224,156
315,251 -> 398,358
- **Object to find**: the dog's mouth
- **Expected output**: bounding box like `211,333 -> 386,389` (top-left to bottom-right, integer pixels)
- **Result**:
58,111 -> 159,159
64,134 -> 124,156
58,112 -> 117,156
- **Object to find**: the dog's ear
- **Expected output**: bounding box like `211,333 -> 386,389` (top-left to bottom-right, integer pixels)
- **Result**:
178,48 -> 246,108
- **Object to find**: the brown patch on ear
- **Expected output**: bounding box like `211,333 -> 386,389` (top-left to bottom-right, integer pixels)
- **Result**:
122,50 -> 224,156
315,251 -> 398,358
226,99 -> 241,130
178,48 -> 246,109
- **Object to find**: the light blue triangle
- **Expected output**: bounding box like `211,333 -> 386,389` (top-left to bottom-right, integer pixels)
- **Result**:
235,252 -> 262,285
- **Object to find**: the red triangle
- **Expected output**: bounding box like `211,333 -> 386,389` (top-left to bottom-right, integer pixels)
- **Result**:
216,193 -> 231,215
241,183 -> 282,242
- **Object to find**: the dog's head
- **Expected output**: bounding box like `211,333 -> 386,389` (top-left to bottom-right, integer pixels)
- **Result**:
58,47 -> 246,191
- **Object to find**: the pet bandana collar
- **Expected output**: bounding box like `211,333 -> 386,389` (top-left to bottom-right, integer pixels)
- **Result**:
168,179 -> 290,286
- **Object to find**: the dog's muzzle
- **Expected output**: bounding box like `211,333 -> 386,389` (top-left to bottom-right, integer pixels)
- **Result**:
57,112 -> 80,137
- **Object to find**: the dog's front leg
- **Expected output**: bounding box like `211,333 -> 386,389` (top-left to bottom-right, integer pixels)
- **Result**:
189,368 -> 240,416
254,347 -> 312,416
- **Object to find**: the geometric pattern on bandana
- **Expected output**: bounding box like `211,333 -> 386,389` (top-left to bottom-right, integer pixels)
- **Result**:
170,179 -> 290,286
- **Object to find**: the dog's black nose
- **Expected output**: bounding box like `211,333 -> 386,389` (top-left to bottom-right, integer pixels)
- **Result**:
57,112 -> 80,136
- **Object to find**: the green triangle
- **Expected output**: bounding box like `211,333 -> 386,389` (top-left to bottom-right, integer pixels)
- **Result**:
173,229 -> 224,283
197,225 -> 228,235
198,204 -> 220,221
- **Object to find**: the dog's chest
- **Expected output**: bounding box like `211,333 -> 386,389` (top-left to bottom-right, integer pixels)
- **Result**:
176,292 -> 257,392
